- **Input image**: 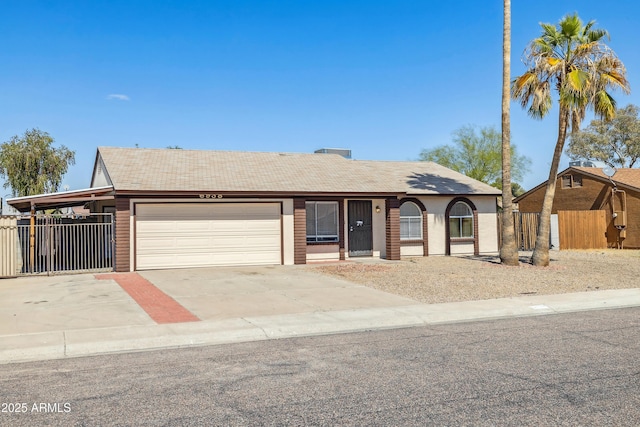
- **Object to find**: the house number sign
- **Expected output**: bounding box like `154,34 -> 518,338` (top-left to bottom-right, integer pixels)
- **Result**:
199,194 -> 223,199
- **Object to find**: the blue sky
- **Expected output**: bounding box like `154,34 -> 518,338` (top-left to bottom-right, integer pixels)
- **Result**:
2,0 -> 640,195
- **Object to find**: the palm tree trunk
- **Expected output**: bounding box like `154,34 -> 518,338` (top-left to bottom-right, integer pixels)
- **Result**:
500,0 -> 518,266
531,105 -> 570,266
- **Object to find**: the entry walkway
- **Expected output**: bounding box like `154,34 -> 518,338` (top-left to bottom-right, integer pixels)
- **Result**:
1,265 -> 640,364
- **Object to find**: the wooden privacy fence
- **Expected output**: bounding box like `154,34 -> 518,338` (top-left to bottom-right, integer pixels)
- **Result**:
498,212 -> 540,251
557,210 -> 607,250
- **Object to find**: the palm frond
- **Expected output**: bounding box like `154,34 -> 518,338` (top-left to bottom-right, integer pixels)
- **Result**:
600,71 -> 630,93
559,13 -> 583,38
511,72 -> 537,99
528,82 -> 552,119
587,28 -> 609,42
583,19 -> 595,34
593,90 -> 617,120
573,41 -> 600,56
567,69 -> 589,92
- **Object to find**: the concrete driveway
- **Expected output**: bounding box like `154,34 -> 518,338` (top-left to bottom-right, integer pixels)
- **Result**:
0,264 -> 417,336
139,265 -> 418,321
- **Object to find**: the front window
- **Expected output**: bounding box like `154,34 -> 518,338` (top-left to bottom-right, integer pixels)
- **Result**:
449,201 -> 473,238
306,201 -> 339,242
400,202 -> 422,240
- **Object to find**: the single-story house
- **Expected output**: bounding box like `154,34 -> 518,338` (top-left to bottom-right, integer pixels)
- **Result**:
515,166 -> 640,249
8,147 -> 501,272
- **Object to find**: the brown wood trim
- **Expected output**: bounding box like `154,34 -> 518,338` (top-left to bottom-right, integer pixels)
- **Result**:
385,198 -> 401,260
338,198 -> 345,260
450,238 -> 475,243
280,202 -> 284,265
445,197 -> 478,256
114,197 -> 130,272
423,211 -> 429,257
399,197 -> 428,257
293,198 -> 307,264
113,190 -> 405,198
473,208 -> 479,255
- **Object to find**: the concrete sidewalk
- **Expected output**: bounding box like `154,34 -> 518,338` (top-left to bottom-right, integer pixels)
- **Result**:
2,266 -> 640,365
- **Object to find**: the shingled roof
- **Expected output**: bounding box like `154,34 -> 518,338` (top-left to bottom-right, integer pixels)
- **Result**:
572,167 -> 640,192
95,147 -> 501,196
513,166 -> 640,204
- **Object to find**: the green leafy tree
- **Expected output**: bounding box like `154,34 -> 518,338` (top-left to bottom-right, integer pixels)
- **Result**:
500,0 -> 519,266
510,182 -> 526,197
0,128 -> 75,197
567,104 -> 640,168
419,125 -> 531,189
512,13 -> 629,266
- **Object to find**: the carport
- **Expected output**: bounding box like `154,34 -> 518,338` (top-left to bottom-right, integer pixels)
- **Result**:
5,186 -> 115,275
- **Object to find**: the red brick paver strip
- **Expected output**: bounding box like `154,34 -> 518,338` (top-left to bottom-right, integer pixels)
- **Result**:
96,273 -> 200,324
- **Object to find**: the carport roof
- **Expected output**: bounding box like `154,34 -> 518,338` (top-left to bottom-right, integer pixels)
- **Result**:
6,186 -> 115,212
95,147 -> 501,196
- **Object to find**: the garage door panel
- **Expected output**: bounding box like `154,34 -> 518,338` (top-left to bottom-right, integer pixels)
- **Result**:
137,235 -> 280,250
138,220 -> 279,233
136,203 -> 282,270
137,251 -> 281,269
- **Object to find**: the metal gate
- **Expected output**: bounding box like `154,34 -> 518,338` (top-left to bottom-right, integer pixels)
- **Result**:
16,213 -> 114,275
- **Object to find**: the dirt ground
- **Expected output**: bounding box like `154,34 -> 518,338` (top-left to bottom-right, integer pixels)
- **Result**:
311,250 -> 640,304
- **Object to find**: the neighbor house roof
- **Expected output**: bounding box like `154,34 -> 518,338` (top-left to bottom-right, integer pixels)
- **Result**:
514,166 -> 640,203
572,167 -> 640,192
94,147 -> 501,196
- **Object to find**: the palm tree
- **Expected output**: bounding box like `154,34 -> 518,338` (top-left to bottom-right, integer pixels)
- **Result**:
512,13 -> 629,266
500,0 -> 519,266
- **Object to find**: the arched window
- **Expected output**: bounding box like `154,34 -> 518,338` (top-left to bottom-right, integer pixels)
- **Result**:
400,201 -> 422,240
449,201 -> 473,238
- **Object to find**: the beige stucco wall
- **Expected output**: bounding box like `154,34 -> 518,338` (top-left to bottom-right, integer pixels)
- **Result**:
306,244 -> 340,261
423,197 -> 450,256
475,200 -> 499,254
400,243 -> 423,257
281,199 -> 295,265
449,241 -> 475,255
371,198 -> 386,258
417,195 -> 499,256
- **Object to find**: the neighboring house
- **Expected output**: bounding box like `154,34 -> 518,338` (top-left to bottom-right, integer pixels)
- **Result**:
515,166 -> 640,249
8,147 -> 501,272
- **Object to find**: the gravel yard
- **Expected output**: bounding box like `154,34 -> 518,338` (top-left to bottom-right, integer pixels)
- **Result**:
311,250 -> 640,304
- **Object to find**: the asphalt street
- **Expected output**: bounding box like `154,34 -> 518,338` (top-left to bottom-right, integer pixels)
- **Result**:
2,307 -> 640,426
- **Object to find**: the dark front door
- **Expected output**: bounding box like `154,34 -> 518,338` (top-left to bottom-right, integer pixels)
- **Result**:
348,200 -> 373,256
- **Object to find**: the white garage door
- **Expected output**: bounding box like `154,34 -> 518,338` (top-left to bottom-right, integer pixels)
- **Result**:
136,203 -> 281,270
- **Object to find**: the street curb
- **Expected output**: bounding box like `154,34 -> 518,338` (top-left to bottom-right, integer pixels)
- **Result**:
2,288 -> 640,364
